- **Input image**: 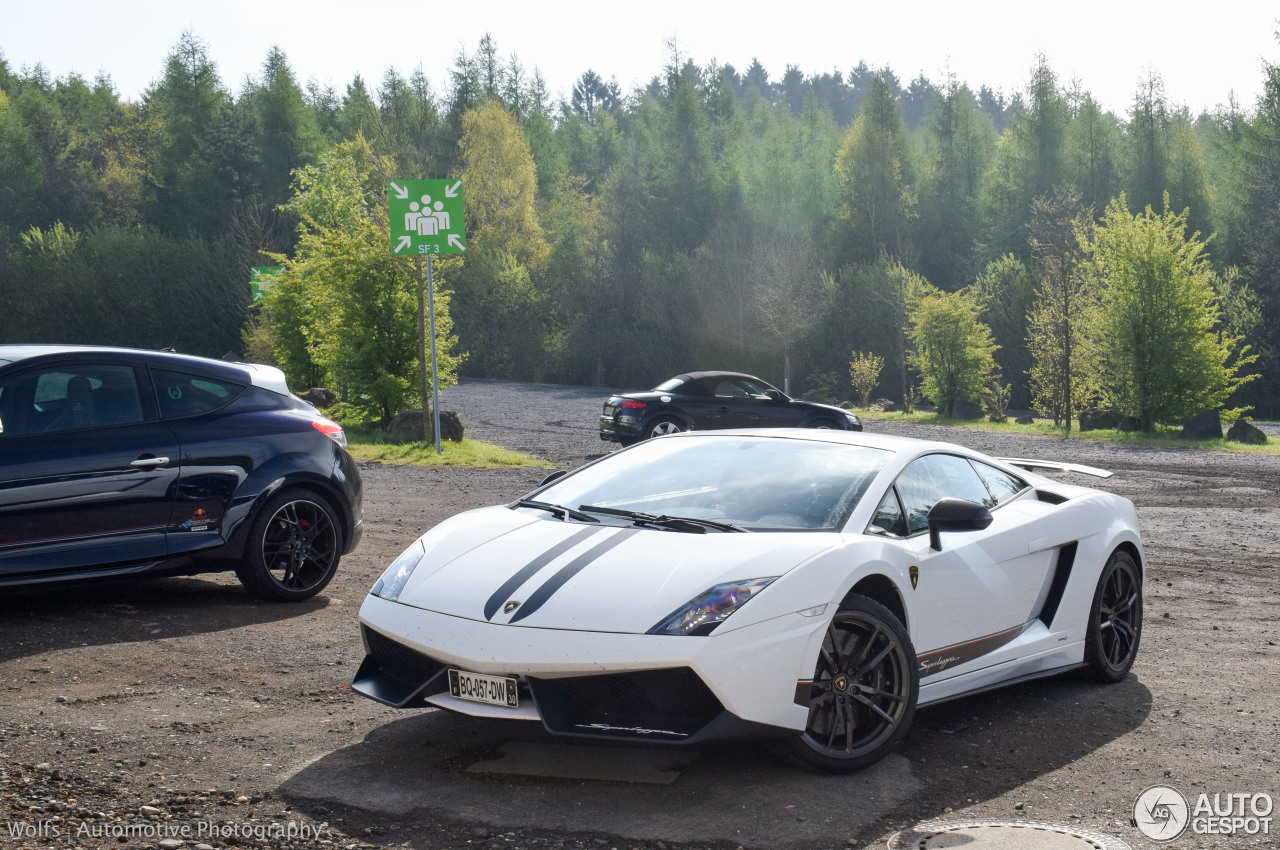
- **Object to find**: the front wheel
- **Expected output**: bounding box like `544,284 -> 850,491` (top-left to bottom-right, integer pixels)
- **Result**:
810,418 -> 840,430
769,596 -> 918,772
1083,549 -> 1142,682
235,489 -> 343,602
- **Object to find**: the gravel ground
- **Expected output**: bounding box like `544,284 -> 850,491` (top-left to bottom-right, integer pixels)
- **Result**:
1,379 -> 1278,850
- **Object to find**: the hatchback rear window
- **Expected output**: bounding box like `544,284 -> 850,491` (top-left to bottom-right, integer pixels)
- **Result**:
153,370 -> 245,418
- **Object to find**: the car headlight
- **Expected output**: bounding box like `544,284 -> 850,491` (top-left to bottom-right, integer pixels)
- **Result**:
845,412 -> 860,426
370,540 -> 425,602
648,578 -> 776,636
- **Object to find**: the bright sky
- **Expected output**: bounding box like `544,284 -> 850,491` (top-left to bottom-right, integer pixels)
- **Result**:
6,1 -> 1278,116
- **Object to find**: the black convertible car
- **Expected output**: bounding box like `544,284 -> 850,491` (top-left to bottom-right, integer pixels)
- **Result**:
0,345 -> 362,600
599,371 -> 862,444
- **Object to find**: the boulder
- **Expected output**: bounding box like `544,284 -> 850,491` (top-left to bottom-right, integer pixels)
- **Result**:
1079,408 -> 1114,431
872,398 -> 899,413
1179,408 -> 1222,440
298,387 -> 337,408
387,408 -> 465,443
1226,417 -> 1268,445
1079,408 -> 1141,431
1015,415 -> 1036,425
950,399 -> 984,420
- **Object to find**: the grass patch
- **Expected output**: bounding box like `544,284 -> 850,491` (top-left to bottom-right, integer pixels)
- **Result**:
344,426 -> 551,469
856,408 -> 1279,454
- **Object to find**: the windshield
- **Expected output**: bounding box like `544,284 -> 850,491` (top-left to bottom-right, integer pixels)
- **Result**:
536,436 -> 891,531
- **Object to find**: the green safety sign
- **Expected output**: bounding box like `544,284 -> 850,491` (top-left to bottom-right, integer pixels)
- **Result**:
388,179 -> 466,255
250,266 -> 283,302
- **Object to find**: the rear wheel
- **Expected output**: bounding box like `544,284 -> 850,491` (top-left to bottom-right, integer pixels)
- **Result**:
1083,550 -> 1142,682
235,489 -> 342,602
644,416 -> 685,440
770,596 -> 918,772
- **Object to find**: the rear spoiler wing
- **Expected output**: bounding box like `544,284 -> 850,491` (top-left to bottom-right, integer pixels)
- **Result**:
997,457 -> 1114,479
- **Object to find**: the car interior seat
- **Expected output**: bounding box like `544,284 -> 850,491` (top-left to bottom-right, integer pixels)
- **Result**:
44,375 -> 96,432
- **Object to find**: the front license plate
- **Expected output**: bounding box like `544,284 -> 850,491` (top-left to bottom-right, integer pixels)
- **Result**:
448,669 -> 519,708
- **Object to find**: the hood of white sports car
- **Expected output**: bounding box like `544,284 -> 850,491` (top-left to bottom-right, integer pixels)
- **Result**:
391,506 -> 836,634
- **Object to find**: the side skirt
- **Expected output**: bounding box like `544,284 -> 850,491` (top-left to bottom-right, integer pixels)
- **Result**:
917,661 -> 1086,708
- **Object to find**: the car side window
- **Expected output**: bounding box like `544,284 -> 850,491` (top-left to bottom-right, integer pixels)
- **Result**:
737,378 -> 776,399
868,488 -> 907,537
969,460 -> 1028,505
0,364 -> 144,437
153,370 -> 245,419
713,380 -> 748,398
681,380 -> 710,397
895,454 -> 994,534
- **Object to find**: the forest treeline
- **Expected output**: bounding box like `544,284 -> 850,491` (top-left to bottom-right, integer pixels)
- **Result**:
2,31 -> 1279,422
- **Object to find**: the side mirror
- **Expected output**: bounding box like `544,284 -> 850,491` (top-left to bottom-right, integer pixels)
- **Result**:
926,498 -> 993,551
765,389 -> 784,403
538,470 -> 568,488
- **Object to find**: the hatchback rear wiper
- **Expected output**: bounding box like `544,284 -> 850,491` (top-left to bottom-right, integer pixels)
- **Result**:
578,505 -> 747,533
513,499 -> 599,523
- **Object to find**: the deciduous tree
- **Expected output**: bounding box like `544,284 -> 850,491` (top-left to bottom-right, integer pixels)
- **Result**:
264,136 -> 459,424
907,285 -> 997,416
1089,194 -> 1256,429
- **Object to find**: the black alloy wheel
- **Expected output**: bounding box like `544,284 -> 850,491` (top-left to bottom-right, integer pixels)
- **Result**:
771,596 -> 918,771
1084,550 -> 1143,681
236,489 -> 342,601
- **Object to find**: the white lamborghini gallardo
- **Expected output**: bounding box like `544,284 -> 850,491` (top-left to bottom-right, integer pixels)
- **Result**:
353,430 -> 1143,771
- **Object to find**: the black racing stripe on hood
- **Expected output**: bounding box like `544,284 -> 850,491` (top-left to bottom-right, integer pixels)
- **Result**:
483,526 -> 602,621
507,528 -> 639,624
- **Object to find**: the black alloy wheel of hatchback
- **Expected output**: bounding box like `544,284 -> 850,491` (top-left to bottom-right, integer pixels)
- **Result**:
260,498 -> 339,593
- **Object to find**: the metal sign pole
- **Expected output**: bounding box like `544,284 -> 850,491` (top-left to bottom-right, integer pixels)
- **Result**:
390,178 -> 461,456
427,254 -> 442,455
415,257 -> 431,445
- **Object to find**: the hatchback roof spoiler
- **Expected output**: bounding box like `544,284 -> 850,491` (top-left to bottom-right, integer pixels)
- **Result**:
997,457 -> 1114,479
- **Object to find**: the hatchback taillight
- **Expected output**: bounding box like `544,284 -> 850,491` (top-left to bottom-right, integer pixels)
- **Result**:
312,418 -> 347,448
619,400 -> 647,409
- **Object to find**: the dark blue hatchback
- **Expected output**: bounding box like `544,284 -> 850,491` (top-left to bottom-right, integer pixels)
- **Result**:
0,345 -> 362,600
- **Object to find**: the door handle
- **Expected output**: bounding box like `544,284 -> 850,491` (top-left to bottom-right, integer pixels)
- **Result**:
718,406 -> 729,414
130,456 -> 170,468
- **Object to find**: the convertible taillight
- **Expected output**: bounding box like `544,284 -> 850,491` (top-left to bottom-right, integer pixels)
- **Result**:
312,417 -> 348,448
619,400 -> 647,409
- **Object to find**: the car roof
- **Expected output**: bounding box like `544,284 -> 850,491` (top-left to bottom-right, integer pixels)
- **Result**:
676,371 -> 765,383
0,345 -> 293,396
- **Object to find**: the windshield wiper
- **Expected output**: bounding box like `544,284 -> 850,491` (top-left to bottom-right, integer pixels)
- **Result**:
513,499 -> 599,523
578,505 -> 747,533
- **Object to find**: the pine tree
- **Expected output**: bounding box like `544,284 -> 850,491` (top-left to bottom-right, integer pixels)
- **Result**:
834,71 -> 916,265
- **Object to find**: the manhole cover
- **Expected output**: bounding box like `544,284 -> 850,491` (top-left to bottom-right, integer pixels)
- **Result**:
888,819 -> 1132,850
